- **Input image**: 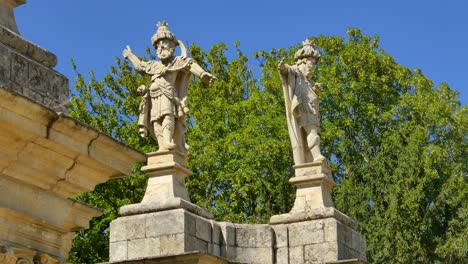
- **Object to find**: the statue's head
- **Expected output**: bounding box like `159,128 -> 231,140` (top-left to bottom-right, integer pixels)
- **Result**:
151,21 -> 179,61
295,39 -> 320,78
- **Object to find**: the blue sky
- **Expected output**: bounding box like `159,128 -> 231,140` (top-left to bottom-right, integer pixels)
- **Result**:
15,0 -> 467,105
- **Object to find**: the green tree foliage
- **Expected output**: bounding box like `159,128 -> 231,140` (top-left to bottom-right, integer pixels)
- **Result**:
67,29 -> 466,263
256,28 -> 467,263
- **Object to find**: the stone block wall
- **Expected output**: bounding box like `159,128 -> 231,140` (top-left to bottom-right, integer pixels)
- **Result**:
0,42 -> 68,112
109,208 -> 366,264
272,218 -> 366,264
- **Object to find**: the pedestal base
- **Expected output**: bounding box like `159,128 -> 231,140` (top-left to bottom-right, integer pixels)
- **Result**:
271,208 -> 367,263
289,161 -> 336,213
110,209 -> 217,262
119,151 -> 213,219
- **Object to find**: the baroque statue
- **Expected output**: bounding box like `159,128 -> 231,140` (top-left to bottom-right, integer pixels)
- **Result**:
123,21 -> 216,154
278,39 -> 326,164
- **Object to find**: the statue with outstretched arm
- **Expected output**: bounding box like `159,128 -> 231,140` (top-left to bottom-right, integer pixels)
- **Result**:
278,39 -> 325,164
123,21 -> 216,154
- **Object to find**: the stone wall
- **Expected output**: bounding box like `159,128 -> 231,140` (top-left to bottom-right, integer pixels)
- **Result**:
0,38 -> 68,113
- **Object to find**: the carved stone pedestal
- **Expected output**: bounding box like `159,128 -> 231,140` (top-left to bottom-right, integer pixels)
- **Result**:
119,151 -> 213,218
110,151 -> 216,263
270,162 -> 367,263
291,162 -> 336,212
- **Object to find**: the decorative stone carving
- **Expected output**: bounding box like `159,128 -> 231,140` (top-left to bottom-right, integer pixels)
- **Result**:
34,253 -> 60,264
278,39 -> 325,164
123,21 -> 216,154
12,247 -> 35,264
0,244 -> 17,264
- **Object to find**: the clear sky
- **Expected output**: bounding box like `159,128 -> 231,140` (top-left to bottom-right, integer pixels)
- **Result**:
15,0 -> 468,105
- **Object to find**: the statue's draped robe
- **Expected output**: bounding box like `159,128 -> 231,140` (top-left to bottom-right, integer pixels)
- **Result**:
137,56 -> 194,153
279,64 -> 320,164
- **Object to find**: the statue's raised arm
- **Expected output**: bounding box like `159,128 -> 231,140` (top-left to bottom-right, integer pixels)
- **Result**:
123,21 -> 216,155
278,39 -> 325,165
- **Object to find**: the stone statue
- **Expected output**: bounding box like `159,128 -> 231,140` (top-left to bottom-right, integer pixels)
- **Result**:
278,39 -> 325,164
123,21 -> 216,154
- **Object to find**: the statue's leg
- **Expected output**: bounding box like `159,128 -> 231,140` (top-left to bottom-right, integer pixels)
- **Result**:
152,121 -> 165,151
304,125 -> 325,162
174,119 -> 189,154
162,114 -> 176,150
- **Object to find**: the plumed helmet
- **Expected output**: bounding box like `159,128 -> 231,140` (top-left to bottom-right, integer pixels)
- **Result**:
294,39 -> 320,61
151,21 -> 179,47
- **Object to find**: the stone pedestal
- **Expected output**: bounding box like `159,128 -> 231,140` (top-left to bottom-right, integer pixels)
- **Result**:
269,162 -> 367,263
290,162 -> 336,212
110,151 -> 216,262
119,151 -> 213,218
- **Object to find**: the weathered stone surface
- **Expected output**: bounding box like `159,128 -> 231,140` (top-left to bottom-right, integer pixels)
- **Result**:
289,246 -> 304,263
123,22 -> 216,155
232,247 -> 273,264
110,241 -> 128,262
0,87 -> 145,263
128,237 -> 161,259
288,220 -> 325,247
103,252 -> 236,264
0,42 -> 66,112
219,222 -> 236,247
160,234 -> 185,256
272,224 -> 288,248
146,210 -> 186,238
0,25 -> 57,67
235,224 -> 273,248
276,247 -> 289,264
304,242 -> 338,263
11,51 -> 28,87
0,0 -> 25,34
110,209 -> 219,262
0,44 -> 10,84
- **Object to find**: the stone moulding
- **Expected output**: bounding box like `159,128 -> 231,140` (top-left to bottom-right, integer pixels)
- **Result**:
0,86 -> 146,197
0,25 -> 57,68
0,86 -> 146,262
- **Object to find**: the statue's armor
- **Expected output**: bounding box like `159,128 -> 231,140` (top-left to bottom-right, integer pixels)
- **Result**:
291,66 -> 320,128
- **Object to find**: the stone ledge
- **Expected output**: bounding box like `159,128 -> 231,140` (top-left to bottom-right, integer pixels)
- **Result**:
0,25 -> 57,67
326,259 -> 367,264
0,86 -> 146,197
269,207 -> 358,230
119,198 -> 213,219
102,251 -> 240,264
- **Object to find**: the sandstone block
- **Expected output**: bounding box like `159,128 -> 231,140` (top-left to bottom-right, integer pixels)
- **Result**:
160,234 -> 185,256
289,246 -> 304,264
234,247 -> 273,264
276,247 -> 289,264
109,241 -> 127,262
127,237 -> 160,259
185,235 -> 208,253
195,215 -> 212,242
288,220 -> 325,247
146,209 -> 186,238
272,224 -> 288,248
211,222 -> 222,245
304,242 -> 337,263
235,224 -> 273,248
219,222 -> 236,246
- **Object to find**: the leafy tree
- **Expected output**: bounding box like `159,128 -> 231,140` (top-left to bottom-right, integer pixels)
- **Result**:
256,28 -> 467,263
67,29 -> 466,263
